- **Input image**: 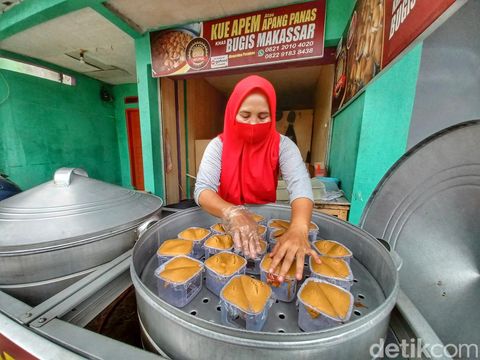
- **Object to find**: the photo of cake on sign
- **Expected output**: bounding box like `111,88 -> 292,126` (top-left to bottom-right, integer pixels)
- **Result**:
150,23 -> 201,76
343,0 -> 384,103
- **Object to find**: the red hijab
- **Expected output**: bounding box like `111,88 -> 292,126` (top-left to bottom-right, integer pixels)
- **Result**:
218,75 -> 280,205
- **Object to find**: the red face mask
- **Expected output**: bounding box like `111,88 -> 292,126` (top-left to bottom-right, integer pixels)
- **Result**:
218,75 -> 280,205
235,122 -> 271,144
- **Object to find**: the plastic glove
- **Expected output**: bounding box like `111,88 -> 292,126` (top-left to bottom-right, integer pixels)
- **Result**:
222,205 -> 262,259
269,223 -> 321,281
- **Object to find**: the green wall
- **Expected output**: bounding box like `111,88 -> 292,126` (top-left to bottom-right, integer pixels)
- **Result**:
135,35 -> 165,198
113,83 -> 138,188
349,43 -> 423,223
329,43 -> 423,224
328,93 -> 365,200
325,0 -> 356,47
0,52 -> 121,189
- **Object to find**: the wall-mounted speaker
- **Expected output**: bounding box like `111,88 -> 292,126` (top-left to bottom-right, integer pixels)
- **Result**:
100,86 -> 113,102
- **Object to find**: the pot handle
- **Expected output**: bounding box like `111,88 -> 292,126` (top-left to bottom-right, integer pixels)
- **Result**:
377,238 -> 403,271
54,167 -> 88,186
136,215 -> 161,239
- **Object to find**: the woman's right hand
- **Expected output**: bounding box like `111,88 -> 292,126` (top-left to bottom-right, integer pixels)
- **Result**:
222,205 -> 261,259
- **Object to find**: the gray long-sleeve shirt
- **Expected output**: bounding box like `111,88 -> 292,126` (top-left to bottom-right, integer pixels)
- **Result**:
194,135 -> 313,205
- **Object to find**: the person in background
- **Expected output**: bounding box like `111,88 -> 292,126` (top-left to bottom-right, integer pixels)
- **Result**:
194,75 -> 320,282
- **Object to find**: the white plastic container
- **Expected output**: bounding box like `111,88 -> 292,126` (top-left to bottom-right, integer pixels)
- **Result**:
257,225 -> 267,241
203,234 -> 234,259
156,239 -> 194,265
267,218 -> 289,235
312,239 -> 353,264
309,256 -> 354,291
267,227 -> 284,251
297,278 -> 354,331
243,240 -> 267,275
209,224 -> 266,242
219,275 -> 274,331
267,219 -> 319,242
154,256 -> 204,308
251,212 -> 267,226
259,255 -> 298,302
307,222 -> 319,242
177,227 -> 211,259
210,223 -> 226,235
204,252 -> 246,296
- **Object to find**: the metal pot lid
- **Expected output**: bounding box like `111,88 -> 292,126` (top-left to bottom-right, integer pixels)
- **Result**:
360,120 -> 480,347
0,168 -> 163,252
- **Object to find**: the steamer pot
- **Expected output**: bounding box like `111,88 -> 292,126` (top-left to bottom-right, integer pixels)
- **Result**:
131,205 -> 399,359
0,168 -> 163,305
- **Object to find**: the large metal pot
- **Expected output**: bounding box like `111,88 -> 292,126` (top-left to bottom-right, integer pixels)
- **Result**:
0,168 -> 163,305
131,205 -> 399,359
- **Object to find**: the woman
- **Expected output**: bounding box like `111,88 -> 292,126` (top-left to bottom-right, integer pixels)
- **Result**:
195,75 -> 320,282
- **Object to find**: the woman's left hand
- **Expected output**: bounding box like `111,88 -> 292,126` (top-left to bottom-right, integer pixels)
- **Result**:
268,223 -> 321,282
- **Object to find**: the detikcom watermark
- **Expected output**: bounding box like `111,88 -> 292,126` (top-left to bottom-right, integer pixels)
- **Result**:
370,338 -> 479,359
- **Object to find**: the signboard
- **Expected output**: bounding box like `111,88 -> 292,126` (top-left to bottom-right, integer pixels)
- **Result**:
150,0 -> 325,77
382,0 -> 455,66
332,0 -> 458,113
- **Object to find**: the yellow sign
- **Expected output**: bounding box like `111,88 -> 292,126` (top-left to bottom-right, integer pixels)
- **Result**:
2,351 -> 15,360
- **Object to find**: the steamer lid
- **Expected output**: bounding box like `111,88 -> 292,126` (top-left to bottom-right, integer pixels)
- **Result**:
360,120 -> 480,348
0,168 -> 163,251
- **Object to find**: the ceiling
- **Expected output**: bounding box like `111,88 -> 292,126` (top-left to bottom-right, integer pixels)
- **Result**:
105,0 -> 296,33
0,0 -> 303,85
205,65 -> 325,109
0,0 -> 22,14
0,7 -> 136,84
